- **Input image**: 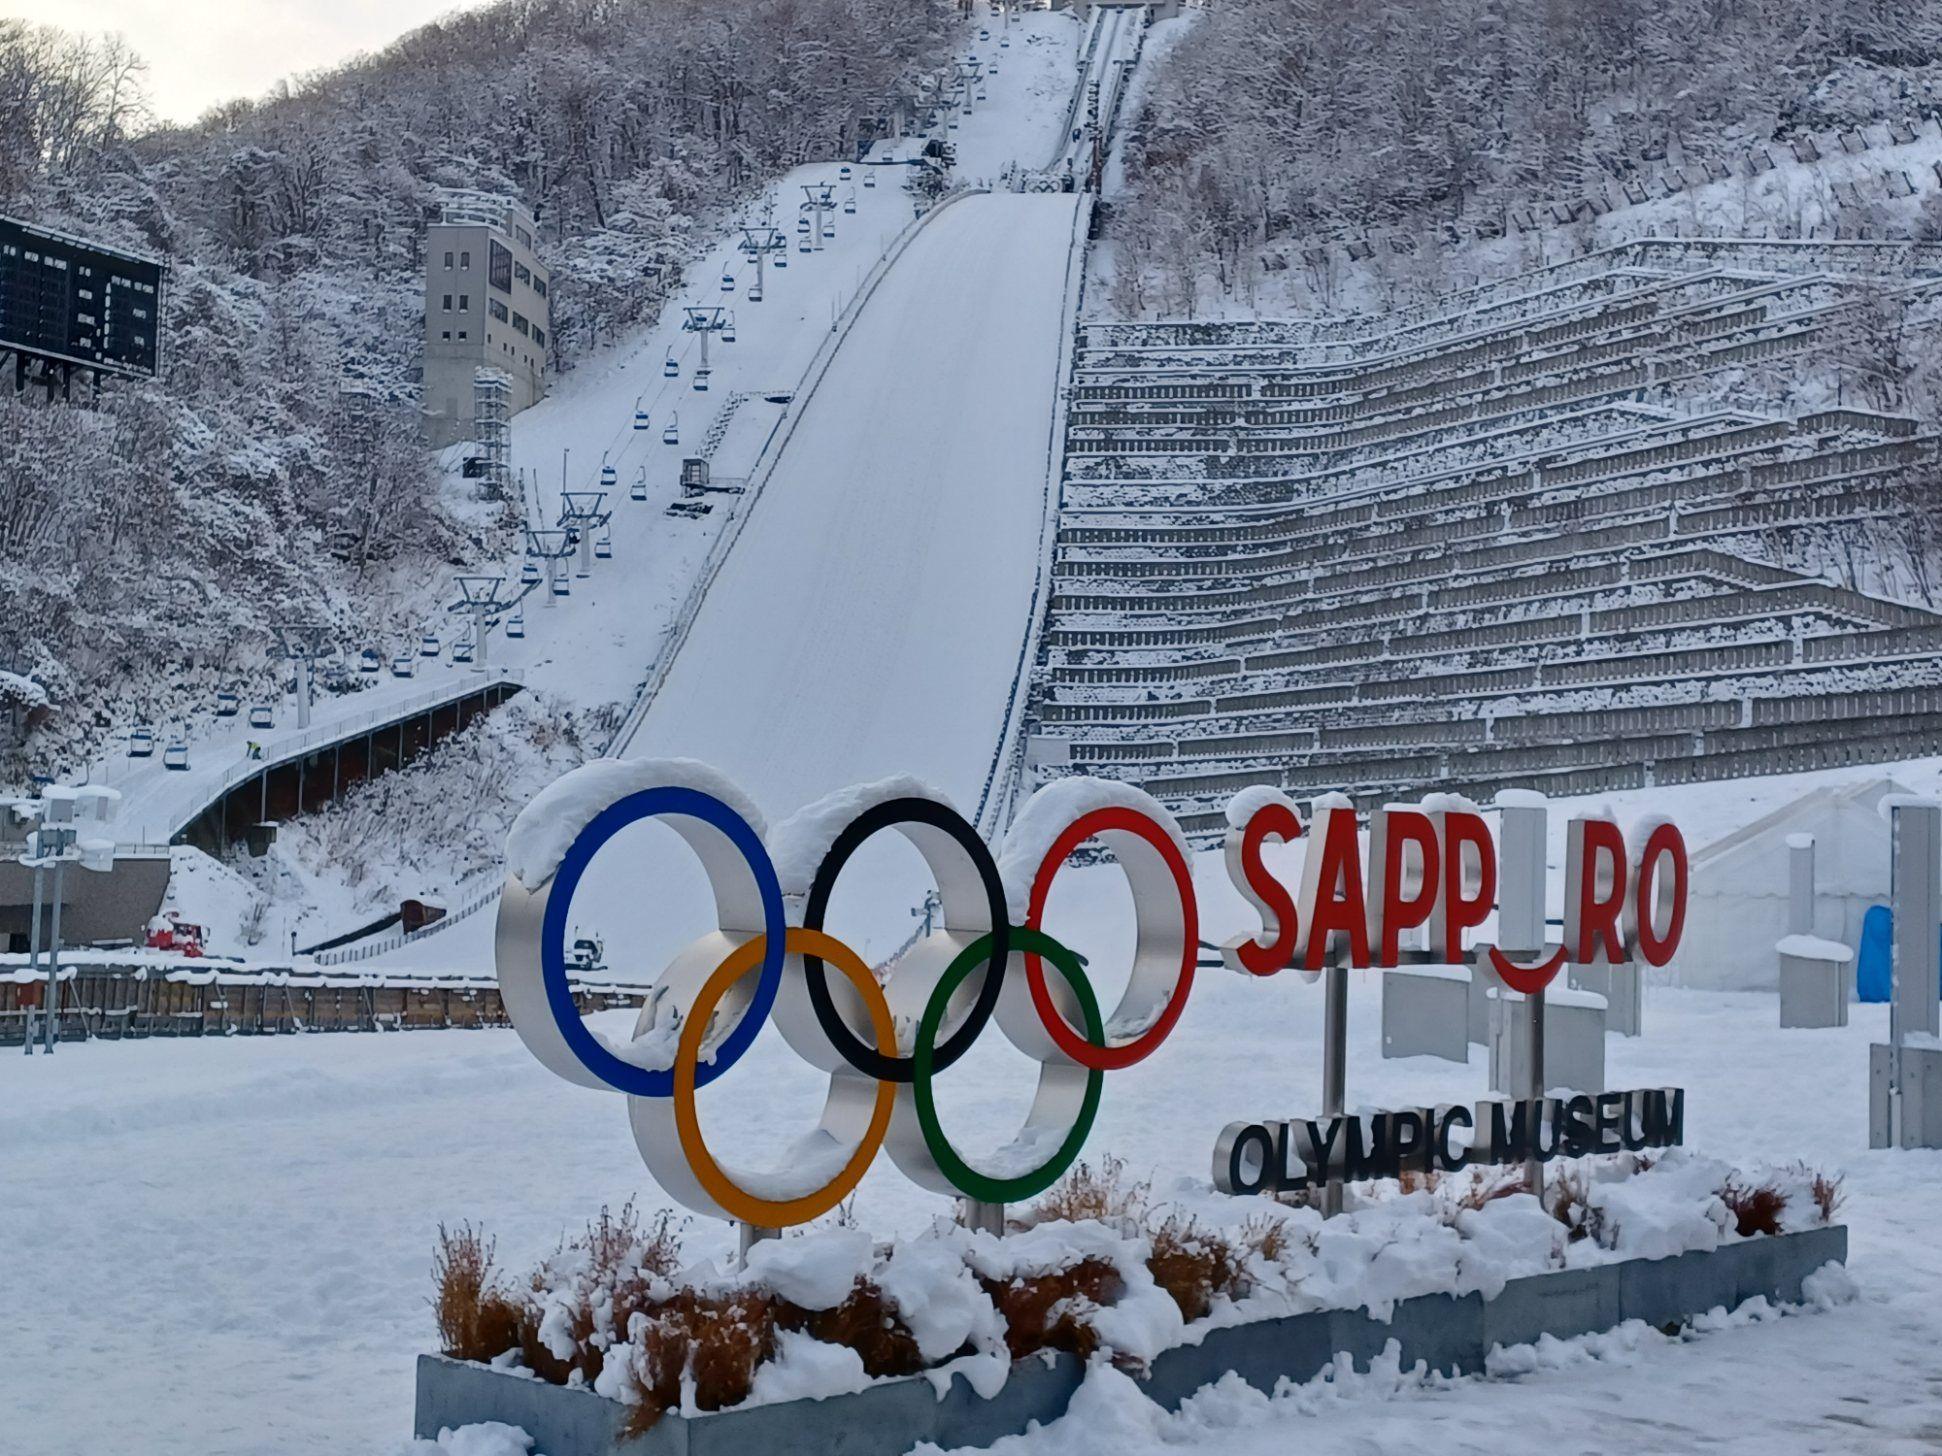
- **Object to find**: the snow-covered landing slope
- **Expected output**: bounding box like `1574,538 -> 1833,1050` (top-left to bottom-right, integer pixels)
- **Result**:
626,191 -> 1084,821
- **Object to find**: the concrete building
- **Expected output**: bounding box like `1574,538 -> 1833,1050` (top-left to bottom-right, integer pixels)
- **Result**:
422,192 -> 550,449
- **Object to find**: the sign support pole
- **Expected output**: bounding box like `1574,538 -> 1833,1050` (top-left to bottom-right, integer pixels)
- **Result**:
1320,947 -> 1348,1217
1496,797 -> 1550,1193
1888,802 -> 1942,1146
21,855 -> 42,1056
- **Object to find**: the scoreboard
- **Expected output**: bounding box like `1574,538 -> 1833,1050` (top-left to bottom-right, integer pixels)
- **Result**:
0,216 -> 164,380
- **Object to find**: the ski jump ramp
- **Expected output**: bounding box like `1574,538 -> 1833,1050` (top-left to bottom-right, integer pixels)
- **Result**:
626,191 -> 1085,823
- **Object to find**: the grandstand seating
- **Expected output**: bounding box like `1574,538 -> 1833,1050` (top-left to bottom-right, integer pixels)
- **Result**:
1025,240 -> 1942,839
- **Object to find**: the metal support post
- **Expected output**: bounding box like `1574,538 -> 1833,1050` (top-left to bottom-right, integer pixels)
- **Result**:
42,852 -> 65,1054
22,859 -> 42,1056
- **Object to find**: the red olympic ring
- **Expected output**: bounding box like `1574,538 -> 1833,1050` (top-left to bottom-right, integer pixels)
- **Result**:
1023,805 -> 1198,1070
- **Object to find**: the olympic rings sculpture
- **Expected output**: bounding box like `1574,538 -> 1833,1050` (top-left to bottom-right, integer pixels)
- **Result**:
495,762 -> 1196,1227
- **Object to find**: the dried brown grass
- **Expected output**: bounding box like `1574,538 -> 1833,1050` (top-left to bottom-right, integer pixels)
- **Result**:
1029,1154 -> 1150,1228
623,1290 -> 777,1438
1810,1171 -> 1845,1224
1456,1167 -> 1529,1212
1719,1178 -> 1787,1237
1545,1167 -> 1604,1244
433,1223 -> 525,1364
778,1278 -> 926,1379
979,1257 -> 1121,1361
1146,1214 -> 1243,1323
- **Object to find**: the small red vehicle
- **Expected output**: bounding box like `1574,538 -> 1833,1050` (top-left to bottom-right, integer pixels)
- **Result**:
145,913 -> 206,958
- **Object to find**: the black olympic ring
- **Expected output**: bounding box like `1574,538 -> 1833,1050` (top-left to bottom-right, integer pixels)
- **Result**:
801,796 -> 1011,1083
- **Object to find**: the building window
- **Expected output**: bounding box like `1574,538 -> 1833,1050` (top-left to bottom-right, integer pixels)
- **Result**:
533,327 -> 545,348
512,311 -> 529,336
489,239 -> 513,293
443,250 -> 454,268
488,298 -> 508,322
460,250 -> 471,268
458,294 -> 469,311
514,261 -> 530,285
457,330 -> 468,340
516,225 -> 532,249
532,276 -> 547,300
441,330 -> 451,340
441,293 -> 453,311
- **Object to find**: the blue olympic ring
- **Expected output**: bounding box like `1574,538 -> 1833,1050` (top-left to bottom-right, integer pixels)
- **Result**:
540,785 -> 786,1097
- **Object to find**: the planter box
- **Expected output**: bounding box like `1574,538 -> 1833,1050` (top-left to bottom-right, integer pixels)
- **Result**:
414,1226 -> 1847,1456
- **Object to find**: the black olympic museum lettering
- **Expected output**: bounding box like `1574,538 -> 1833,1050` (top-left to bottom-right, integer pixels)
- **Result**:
1214,1088 -> 1686,1195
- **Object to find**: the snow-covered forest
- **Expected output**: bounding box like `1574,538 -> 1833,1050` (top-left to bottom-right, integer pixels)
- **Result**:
1111,0 -> 1942,312
0,0 -> 956,773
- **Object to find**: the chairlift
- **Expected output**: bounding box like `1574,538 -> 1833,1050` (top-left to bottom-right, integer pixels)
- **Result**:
843,194 -> 857,215
663,414 -> 679,445
248,705 -> 274,731
799,238 -> 812,253
391,654 -> 415,678
977,90 -> 988,102
600,460 -> 617,490
864,170 -> 877,189
721,316 -> 737,343
840,165 -> 853,180
164,743 -> 189,772
419,633 -> 440,658
664,349 -> 679,379
720,270 -> 735,292
631,471 -> 648,502
693,368 -> 711,392
634,396 -> 650,431
772,250 -> 787,269
521,560 -> 542,586
129,727 -> 156,759
594,532 -> 613,561
749,280 -> 764,303
214,691 -> 240,718
552,577 -> 571,598
358,648 -> 382,674
506,612 -> 525,640
453,638 -> 474,664
797,215 -> 811,233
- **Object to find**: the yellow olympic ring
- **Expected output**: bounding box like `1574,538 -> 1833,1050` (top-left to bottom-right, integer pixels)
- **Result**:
672,927 -> 898,1226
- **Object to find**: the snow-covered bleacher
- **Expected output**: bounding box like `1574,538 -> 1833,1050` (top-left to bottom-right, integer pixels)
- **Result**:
1026,241 -> 1942,839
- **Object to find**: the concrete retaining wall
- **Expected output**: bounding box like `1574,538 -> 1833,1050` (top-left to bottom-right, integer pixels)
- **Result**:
414,1225 -> 1846,1456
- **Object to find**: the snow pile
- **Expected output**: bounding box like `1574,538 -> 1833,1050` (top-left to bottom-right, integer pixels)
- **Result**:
1774,934 -> 1853,963
399,1422 -> 533,1456
768,776 -> 957,898
505,757 -> 764,891
998,777 -> 1190,918
1223,784 -> 1300,832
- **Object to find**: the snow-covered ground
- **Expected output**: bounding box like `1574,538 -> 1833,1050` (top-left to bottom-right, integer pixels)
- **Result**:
4,915 -> 1937,1455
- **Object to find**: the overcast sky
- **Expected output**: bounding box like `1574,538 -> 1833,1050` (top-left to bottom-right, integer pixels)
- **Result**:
8,0 -> 494,125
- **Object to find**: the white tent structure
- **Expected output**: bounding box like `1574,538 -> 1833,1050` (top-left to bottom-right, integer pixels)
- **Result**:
1671,777 -> 1904,990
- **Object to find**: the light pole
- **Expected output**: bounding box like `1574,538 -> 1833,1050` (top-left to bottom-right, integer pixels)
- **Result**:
11,784 -> 119,1055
